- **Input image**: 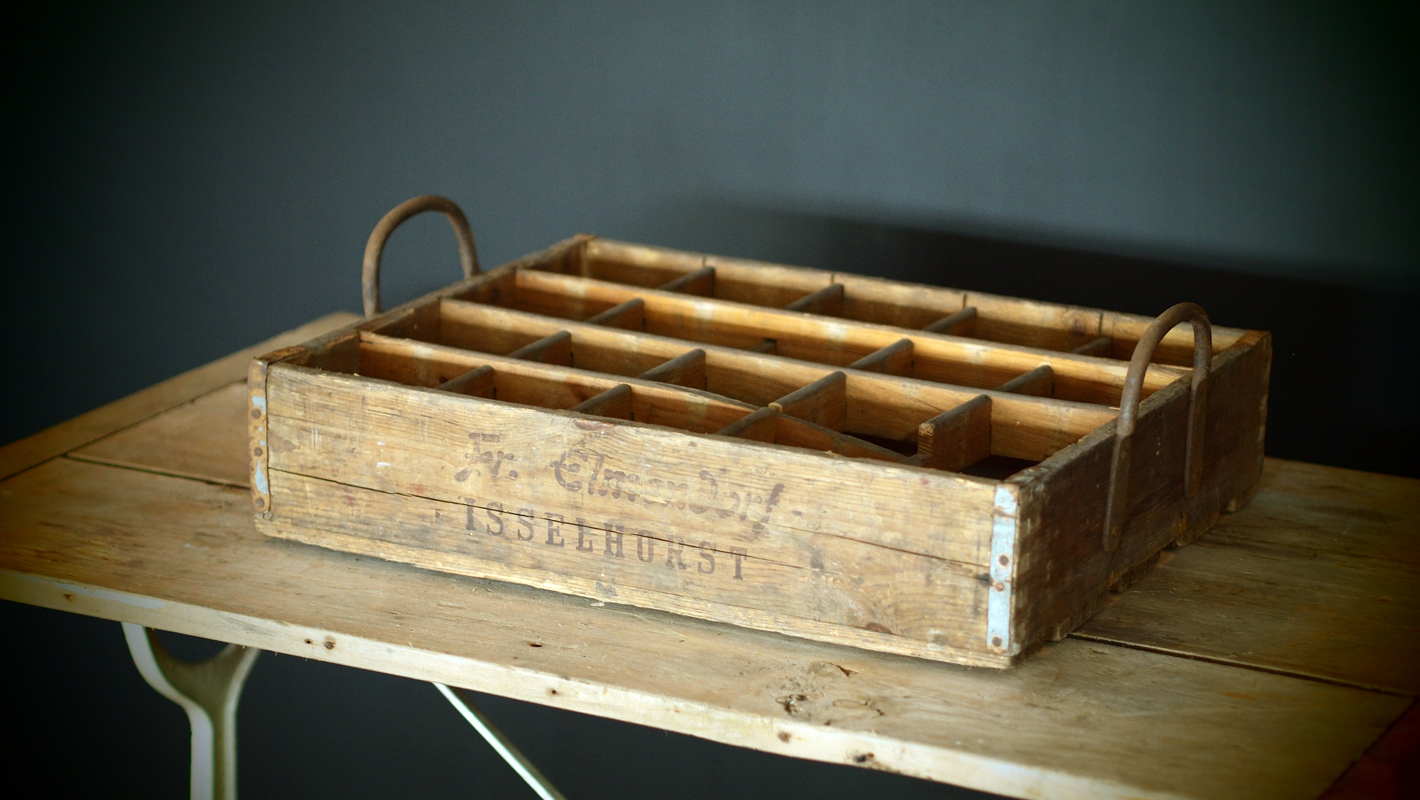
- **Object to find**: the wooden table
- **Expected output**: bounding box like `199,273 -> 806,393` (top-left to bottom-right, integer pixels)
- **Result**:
2,312 -> 1416,800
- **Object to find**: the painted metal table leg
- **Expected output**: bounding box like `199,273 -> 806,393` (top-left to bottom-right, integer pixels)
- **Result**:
122,623 -> 260,800
435,683 -> 568,800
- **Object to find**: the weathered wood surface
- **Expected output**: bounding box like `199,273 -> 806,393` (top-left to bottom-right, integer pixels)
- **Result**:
0,456 -> 1408,800
261,363 -> 1004,664
581,238 -> 1252,364
0,312 -> 359,482
510,267 -> 1186,406
70,382 -> 252,488
1008,329 -> 1271,650
308,240 -> 1269,669
434,299 -> 1116,461
1,312 -> 1404,797
1076,458 -> 1420,695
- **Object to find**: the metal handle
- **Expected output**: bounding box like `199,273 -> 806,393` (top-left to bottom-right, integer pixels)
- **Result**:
1102,302 -> 1212,552
362,195 -> 480,317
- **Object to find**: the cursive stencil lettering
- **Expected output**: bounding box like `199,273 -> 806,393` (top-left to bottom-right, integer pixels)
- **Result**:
548,449 -> 786,534
454,432 -> 519,483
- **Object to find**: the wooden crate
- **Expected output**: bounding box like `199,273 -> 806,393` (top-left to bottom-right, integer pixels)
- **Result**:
248,196 -> 1270,668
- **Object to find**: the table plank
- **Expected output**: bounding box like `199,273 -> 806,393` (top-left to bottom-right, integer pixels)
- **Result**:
0,311 -> 360,482
0,456 -> 1405,800
1077,460 -> 1420,694
71,382 -> 252,488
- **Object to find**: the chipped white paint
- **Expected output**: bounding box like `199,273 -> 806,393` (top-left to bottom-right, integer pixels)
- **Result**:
987,483 -> 1018,654
252,462 -> 268,494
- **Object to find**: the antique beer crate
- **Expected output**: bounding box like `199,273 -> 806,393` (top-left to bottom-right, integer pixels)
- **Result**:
248,196 -> 1270,668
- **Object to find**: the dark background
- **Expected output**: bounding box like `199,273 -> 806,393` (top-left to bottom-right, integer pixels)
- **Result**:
3,3 -> 1415,798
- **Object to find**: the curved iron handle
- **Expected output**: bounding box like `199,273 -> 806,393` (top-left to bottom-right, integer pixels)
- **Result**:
1102,302 -> 1212,552
362,195 -> 480,317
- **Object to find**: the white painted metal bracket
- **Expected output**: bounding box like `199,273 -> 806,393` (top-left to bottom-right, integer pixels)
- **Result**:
987,483 -> 1019,654
122,624 -> 260,800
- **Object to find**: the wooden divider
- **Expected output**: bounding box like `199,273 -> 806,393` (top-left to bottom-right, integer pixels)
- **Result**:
356,332 -> 938,464
583,298 -> 646,329
436,364 -> 494,397
1071,336 -> 1113,357
568,238 -> 1249,361
924,307 -> 977,335
348,319 -> 1025,479
331,251 -> 1151,482
507,330 -> 572,364
783,283 -> 845,315
849,338 -> 913,375
345,289 -> 1130,480
997,365 -> 1054,397
404,298 -> 1118,462
637,348 -> 706,388
769,372 -> 847,431
903,395 -> 992,472
657,265 -> 715,296
489,269 -> 1185,406
569,384 -> 633,417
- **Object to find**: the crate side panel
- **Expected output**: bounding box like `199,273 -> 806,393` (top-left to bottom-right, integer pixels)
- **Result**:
264,365 -> 996,568
263,469 -> 991,651
1009,337 -> 1271,647
1184,331 -> 1271,533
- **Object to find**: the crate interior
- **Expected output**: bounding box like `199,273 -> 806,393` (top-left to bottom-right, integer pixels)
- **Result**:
527,239 -> 1249,365
280,249 -> 1241,483
439,264 -> 1202,408
282,235 -> 1249,483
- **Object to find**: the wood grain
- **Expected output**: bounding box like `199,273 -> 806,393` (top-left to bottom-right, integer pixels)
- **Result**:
263,471 -> 995,658
637,348 -> 708,389
511,268 -> 1187,406
581,238 -> 1252,364
1008,332 -> 1271,649
0,456 -> 1406,800
250,245 -> 1269,669
264,365 -> 999,569
7,314 -> 1397,798
1075,459 -> 1420,695
435,300 -> 1117,461
848,338 -> 913,375
70,382 -> 252,488
908,395 -> 992,472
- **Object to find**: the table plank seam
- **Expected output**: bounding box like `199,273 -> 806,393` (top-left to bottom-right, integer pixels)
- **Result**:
60,452 -> 250,490
1070,631 -> 1417,699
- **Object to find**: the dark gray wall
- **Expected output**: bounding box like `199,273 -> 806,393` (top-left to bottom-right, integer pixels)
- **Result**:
4,2 -> 1415,798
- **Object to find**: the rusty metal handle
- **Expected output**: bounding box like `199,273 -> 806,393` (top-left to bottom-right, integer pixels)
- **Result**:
1102,302 -> 1212,552
362,195 -> 480,317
